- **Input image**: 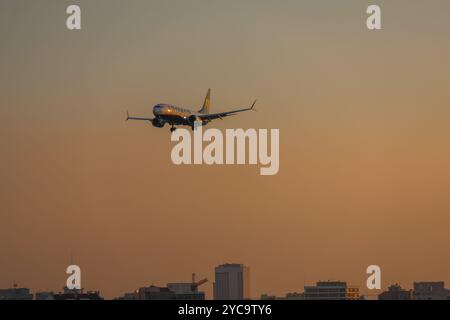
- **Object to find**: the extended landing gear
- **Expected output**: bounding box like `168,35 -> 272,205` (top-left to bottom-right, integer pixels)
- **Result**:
170,125 -> 177,132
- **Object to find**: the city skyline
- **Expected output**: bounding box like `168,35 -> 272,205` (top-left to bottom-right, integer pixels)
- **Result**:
2,261 -> 450,300
1,0 -> 450,300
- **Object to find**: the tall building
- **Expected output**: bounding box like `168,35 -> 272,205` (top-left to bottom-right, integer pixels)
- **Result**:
378,284 -> 412,300
413,282 -> 450,300
213,263 -> 250,300
304,281 -> 360,300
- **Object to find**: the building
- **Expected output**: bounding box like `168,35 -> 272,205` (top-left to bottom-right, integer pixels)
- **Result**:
35,292 -> 55,300
413,282 -> 450,300
136,273 -> 207,300
115,292 -> 138,300
261,292 -> 305,300
0,286 -> 33,300
137,285 -> 176,300
167,283 -> 205,300
213,263 -> 250,300
166,283 -> 205,300
53,287 -> 103,300
167,273 -> 207,300
304,281 -> 360,300
378,284 -> 412,300
304,281 -> 346,300
137,285 -> 205,300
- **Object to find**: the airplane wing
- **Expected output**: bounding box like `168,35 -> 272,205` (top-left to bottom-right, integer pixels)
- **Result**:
198,100 -> 256,121
126,110 -> 153,122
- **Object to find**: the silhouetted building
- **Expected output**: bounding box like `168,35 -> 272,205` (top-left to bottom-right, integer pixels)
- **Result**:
137,284 -> 205,300
35,292 -> 55,300
166,273 -> 207,300
115,292 -> 138,300
136,273 -> 207,300
167,283 -> 205,300
137,285 -> 175,300
0,286 -> 33,300
285,292 -> 305,300
378,284 -> 412,300
167,285 -> 205,300
261,292 -> 305,300
304,281 -> 360,300
53,287 -> 103,300
413,282 -> 450,300
213,263 -> 250,300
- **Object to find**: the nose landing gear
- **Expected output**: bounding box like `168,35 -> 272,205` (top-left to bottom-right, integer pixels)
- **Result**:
170,125 -> 177,132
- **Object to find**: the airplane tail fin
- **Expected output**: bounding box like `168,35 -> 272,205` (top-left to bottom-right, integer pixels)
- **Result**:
198,88 -> 211,114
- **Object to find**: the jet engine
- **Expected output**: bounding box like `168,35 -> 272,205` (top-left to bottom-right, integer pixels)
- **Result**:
152,118 -> 165,128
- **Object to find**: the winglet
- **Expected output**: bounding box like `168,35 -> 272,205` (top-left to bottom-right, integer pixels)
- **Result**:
126,110 -> 130,121
251,100 -> 257,111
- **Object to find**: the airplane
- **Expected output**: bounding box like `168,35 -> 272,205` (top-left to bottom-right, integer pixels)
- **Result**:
126,89 -> 256,132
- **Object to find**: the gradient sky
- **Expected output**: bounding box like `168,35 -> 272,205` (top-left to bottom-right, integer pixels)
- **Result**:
1,0 -> 450,299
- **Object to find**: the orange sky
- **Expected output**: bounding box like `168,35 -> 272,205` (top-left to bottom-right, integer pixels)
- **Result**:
1,0 -> 450,299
